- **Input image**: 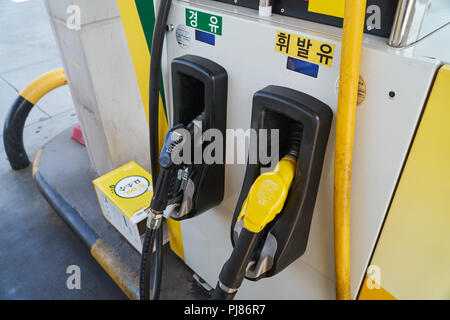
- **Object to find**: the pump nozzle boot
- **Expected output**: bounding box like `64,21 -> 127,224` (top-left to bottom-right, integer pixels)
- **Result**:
212,157 -> 297,299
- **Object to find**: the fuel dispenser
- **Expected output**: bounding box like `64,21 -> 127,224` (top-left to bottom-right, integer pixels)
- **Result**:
142,0 -> 333,300
212,86 -> 332,298
141,54 -> 228,300
139,0 -> 228,299
122,0 -> 448,300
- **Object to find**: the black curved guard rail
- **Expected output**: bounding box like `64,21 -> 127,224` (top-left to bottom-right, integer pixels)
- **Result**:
3,68 -> 67,170
3,96 -> 36,170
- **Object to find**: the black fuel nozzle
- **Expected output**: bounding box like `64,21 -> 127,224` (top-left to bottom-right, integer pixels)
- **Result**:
212,120 -> 303,300
212,229 -> 260,300
149,124 -> 185,214
149,113 -> 205,215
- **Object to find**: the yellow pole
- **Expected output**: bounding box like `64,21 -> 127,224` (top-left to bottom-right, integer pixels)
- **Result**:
334,0 -> 367,300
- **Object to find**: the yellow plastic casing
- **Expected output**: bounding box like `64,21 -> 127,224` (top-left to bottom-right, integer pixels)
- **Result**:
238,157 -> 297,233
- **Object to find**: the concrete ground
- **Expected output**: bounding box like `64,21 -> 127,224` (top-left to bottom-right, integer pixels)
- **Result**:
0,0 -> 127,299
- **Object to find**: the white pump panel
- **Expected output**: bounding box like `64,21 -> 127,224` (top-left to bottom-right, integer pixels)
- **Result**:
161,0 -> 440,299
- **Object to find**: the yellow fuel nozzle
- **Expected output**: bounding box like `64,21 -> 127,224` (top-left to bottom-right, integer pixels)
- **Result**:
238,157 -> 297,233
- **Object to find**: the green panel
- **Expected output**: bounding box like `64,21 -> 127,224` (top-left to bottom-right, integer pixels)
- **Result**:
185,8 -> 222,36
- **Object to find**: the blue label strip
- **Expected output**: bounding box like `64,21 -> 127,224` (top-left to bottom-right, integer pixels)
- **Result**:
287,57 -> 319,78
195,29 -> 215,46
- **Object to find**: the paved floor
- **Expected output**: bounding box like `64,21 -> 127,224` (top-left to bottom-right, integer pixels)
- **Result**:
0,0 -> 127,299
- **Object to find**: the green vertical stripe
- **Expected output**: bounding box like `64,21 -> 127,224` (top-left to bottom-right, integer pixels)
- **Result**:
135,0 -> 156,52
135,0 -> 167,115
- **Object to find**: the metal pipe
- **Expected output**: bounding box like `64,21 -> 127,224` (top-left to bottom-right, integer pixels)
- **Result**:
334,0 -> 367,300
259,0 -> 273,17
3,69 -> 67,170
389,0 -> 431,47
259,0 -> 272,6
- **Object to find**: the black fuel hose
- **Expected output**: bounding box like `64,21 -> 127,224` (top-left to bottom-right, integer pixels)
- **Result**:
140,0 -> 172,301
211,229 -> 260,300
149,0 -> 172,179
140,226 -> 163,300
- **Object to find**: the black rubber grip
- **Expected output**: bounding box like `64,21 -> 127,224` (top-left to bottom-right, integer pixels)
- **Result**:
218,228 -> 260,291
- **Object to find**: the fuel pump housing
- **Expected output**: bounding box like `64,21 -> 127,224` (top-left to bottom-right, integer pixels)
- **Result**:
231,85 -> 332,280
169,54 -> 228,220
